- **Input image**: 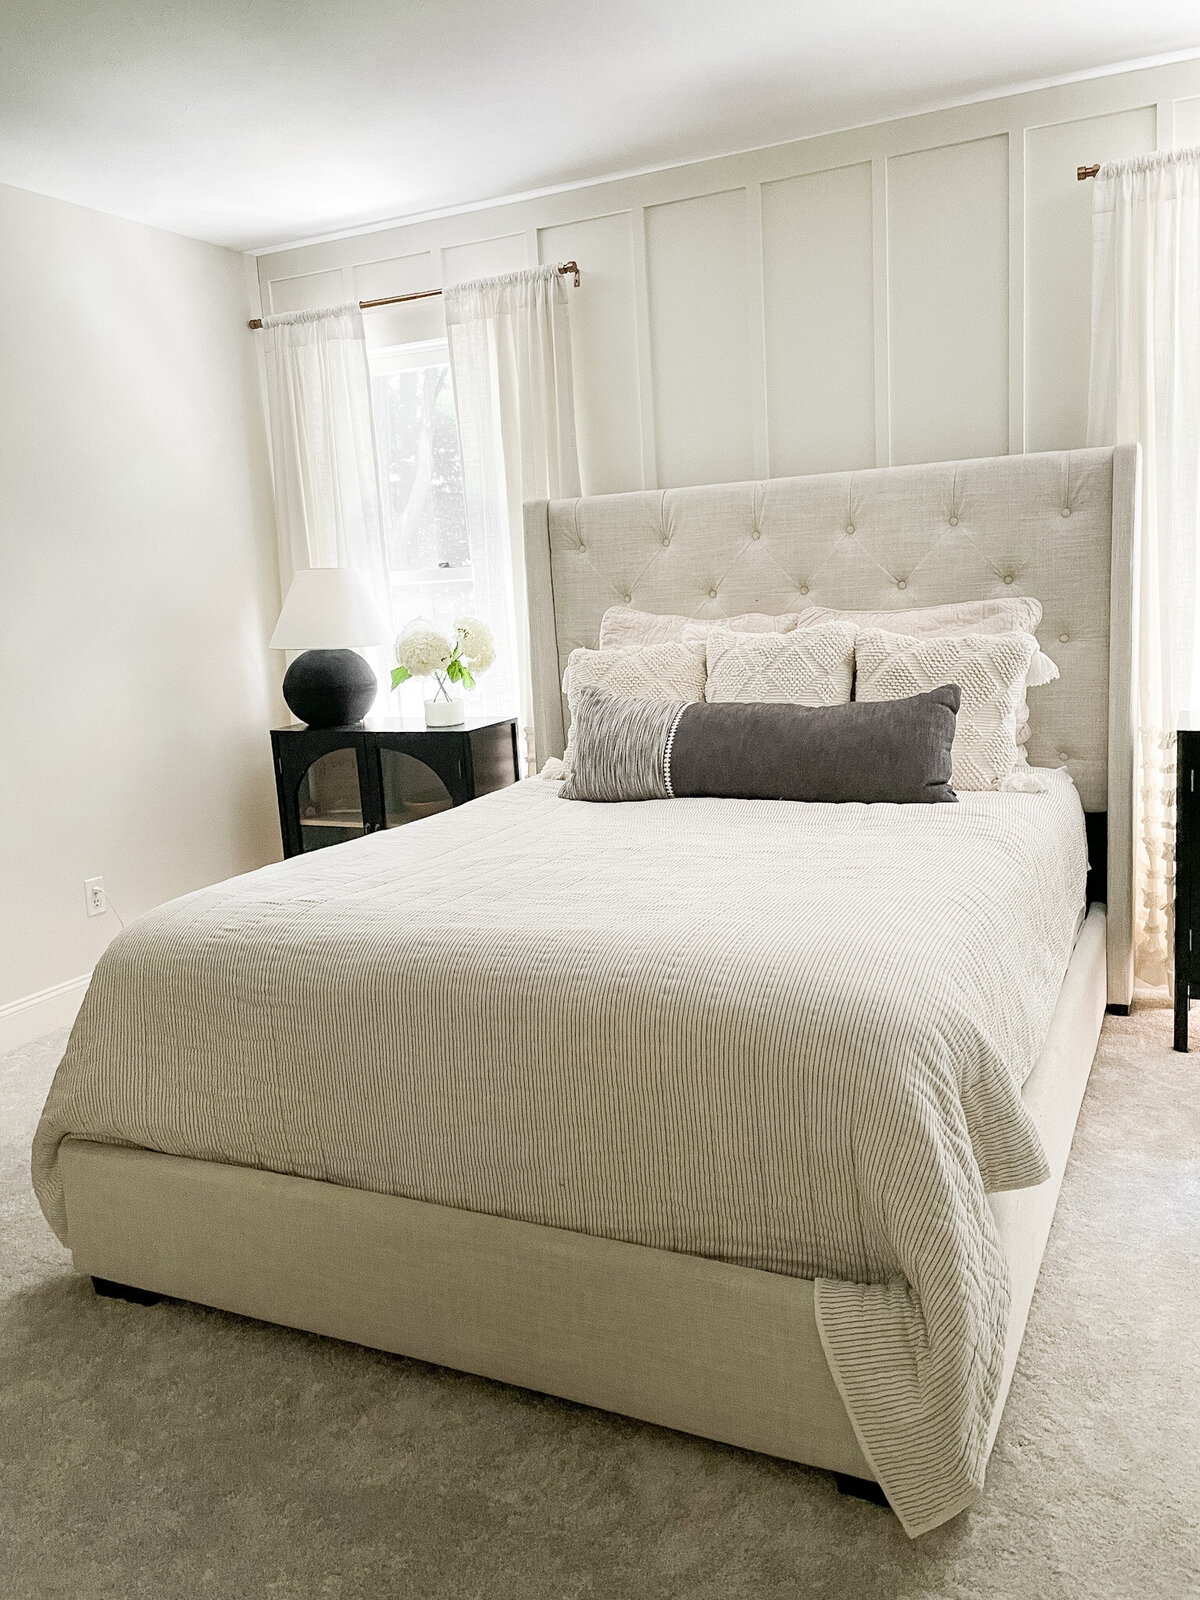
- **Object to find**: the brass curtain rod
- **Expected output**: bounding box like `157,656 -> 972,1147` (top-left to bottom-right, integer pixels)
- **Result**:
1078,165 -> 1101,180
248,260 -> 580,329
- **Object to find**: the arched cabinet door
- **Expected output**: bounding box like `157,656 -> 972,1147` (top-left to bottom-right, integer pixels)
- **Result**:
378,748 -> 454,829
271,728 -> 376,860
295,747 -> 367,851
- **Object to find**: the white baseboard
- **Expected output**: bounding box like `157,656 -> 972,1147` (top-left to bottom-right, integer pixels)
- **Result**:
0,973 -> 91,1055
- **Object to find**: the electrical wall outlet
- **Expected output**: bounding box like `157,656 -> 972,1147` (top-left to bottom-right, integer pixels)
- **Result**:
84,877 -> 107,918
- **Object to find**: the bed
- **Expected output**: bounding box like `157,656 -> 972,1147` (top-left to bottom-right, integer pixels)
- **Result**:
33,444 -> 1139,1538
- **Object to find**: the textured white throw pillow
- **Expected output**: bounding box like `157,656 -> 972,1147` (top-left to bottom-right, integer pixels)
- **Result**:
855,628 -> 1040,792
559,641 -> 706,773
795,597 -> 1057,750
705,623 -> 856,706
599,605 -> 802,650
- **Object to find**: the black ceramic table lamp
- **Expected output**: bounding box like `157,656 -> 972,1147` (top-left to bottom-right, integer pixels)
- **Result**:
269,567 -> 386,727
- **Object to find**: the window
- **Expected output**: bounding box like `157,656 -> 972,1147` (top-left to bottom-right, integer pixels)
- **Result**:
369,339 -> 473,633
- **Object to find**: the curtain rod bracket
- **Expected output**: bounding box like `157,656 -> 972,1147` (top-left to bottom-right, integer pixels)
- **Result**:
249,260 -> 581,329
1078,164 -> 1100,181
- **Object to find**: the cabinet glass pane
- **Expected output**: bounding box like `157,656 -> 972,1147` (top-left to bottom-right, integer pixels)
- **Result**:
297,748 -> 364,852
381,749 -> 453,828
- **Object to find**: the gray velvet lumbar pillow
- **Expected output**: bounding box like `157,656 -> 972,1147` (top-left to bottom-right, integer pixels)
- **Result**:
561,683 -> 961,804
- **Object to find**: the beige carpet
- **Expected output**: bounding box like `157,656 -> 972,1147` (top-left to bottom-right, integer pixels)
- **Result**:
1,1005 -> 1197,1600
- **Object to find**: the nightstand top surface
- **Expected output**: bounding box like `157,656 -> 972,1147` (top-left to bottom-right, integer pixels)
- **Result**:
272,712 -> 518,736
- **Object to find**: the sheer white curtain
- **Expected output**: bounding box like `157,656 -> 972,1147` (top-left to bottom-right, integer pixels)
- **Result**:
444,266 -> 581,753
262,304 -> 392,699
1088,147 -> 1200,986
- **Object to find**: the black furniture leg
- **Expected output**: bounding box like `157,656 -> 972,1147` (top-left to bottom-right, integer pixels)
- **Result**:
91,1277 -> 162,1306
1175,983 -> 1190,1053
833,1472 -> 889,1506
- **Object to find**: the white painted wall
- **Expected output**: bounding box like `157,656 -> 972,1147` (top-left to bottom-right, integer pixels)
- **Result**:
257,59 -> 1200,496
0,181 -> 281,1046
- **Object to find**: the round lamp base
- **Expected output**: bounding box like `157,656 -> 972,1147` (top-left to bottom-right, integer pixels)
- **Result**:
282,649 -> 376,728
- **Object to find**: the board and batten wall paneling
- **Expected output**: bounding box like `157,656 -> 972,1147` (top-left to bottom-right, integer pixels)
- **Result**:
539,213 -> 641,495
257,58 -> 1200,491
1024,108 -> 1156,452
442,232 -> 528,284
761,163 -> 875,477
267,267 -> 345,314
644,188 -> 755,488
1175,96 -> 1200,143
887,135 -> 1010,466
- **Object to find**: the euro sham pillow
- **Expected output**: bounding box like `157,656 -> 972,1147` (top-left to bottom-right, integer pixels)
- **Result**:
854,628 -> 1040,792
795,596 -> 1044,638
704,622 -> 856,706
599,605 -> 802,649
560,683 -> 960,805
558,640 -> 706,773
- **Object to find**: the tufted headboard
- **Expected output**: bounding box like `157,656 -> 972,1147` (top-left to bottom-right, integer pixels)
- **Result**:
523,445 -> 1139,1004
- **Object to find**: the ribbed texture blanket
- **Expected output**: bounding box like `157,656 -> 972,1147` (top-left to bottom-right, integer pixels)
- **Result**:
33,772 -> 1087,1535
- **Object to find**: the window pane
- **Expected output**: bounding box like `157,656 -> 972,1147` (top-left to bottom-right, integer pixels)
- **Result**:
371,359 -> 469,575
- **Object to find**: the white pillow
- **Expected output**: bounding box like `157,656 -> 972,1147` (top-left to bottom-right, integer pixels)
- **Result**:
705,622 -> 856,706
854,628 -> 1040,792
599,605 -> 802,650
795,597 -> 1044,637
795,597 -> 1058,749
559,641 -> 706,774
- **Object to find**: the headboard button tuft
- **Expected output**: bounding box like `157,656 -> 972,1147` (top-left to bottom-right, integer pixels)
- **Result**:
1061,507 -> 1072,518
949,515 -> 959,526
897,579 -> 906,590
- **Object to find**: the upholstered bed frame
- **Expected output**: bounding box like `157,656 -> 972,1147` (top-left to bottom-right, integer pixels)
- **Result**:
61,445 -> 1138,1520
525,445 -> 1139,1007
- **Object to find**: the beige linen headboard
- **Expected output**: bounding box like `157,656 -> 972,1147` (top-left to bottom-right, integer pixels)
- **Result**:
523,445 -> 1139,1005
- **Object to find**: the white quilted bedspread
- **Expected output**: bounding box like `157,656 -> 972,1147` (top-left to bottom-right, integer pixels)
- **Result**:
33,771 -> 1088,1536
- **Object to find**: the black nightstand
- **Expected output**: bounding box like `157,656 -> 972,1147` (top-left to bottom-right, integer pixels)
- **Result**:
1175,729 -> 1200,1050
271,715 -> 520,860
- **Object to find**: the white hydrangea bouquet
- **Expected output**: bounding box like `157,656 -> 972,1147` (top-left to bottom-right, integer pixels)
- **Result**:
392,616 -> 496,726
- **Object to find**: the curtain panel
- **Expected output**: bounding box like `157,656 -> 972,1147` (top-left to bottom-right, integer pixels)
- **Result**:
1088,146 -> 1200,987
262,304 -> 392,704
444,266 -> 581,752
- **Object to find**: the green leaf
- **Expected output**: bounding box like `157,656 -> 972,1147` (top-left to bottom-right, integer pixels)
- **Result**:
458,665 -> 475,691
390,666 -> 411,688
445,658 -> 463,684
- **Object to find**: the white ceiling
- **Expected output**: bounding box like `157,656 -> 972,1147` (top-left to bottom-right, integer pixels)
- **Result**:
1,0 -> 1198,252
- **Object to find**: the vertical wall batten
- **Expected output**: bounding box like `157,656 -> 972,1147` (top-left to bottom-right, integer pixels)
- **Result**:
1008,127 -> 1027,455
744,182 -> 771,480
631,205 -> 658,489
870,156 -> 892,468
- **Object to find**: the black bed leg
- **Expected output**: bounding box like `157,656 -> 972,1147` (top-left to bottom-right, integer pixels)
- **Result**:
91,1277 -> 162,1306
1175,984 -> 1190,1052
833,1472 -> 889,1507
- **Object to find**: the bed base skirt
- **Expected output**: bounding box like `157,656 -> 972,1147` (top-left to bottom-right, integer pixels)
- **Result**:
57,907 -> 1108,1491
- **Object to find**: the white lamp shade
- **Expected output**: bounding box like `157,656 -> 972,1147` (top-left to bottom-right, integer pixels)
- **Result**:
269,566 -> 388,650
